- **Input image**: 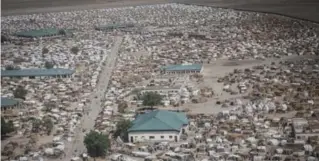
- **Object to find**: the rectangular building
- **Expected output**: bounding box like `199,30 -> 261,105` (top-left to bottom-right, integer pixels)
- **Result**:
160,64 -> 203,75
140,85 -> 182,97
128,110 -> 188,143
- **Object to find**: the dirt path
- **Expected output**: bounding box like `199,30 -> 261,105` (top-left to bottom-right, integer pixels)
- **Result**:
63,36 -> 123,160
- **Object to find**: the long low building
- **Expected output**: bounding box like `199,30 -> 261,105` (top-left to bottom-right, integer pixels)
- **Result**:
128,110 -> 188,143
160,64 -> 203,75
15,28 -> 62,38
1,97 -> 20,111
95,23 -> 134,31
140,85 -> 182,96
1,68 -> 75,79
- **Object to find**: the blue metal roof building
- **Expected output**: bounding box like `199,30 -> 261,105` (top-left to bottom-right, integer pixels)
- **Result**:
1,97 -> 19,108
1,68 -> 75,78
128,110 -> 188,132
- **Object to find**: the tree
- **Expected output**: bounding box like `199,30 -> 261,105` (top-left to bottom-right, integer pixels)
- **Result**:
42,117 -> 54,135
58,29 -> 67,35
42,47 -> 49,55
44,61 -> 54,69
118,101 -> 128,113
1,117 -> 15,138
113,119 -> 132,142
84,131 -> 110,159
13,86 -> 27,100
1,35 -> 9,43
141,92 -> 163,108
5,65 -> 16,70
70,46 -> 80,54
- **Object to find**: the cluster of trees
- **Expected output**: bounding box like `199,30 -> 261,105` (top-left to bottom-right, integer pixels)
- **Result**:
133,91 -> 163,107
84,131 -> 109,160
141,92 -> 163,108
84,119 -> 132,159
13,86 -> 28,100
44,61 -> 54,69
119,91 -> 163,113
5,65 -> 20,70
1,117 -> 15,139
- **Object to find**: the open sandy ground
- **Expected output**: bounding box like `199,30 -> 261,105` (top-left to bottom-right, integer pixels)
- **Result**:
182,55 -> 319,114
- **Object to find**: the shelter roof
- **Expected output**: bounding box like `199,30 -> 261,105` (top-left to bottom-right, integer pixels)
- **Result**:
1,97 -> 19,108
15,28 -> 60,38
1,68 -> 75,77
161,64 -> 203,71
128,110 -> 188,132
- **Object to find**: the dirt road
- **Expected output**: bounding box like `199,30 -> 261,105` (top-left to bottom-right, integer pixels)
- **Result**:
65,36 -> 123,160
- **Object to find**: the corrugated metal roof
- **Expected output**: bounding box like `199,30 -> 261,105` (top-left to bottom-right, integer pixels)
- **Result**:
1,68 -> 75,77
95,23 -> 135,30
15,28 -> 60,38
1,97 -> 19,108
128,110 -> 188,132
161,64 -> 203,71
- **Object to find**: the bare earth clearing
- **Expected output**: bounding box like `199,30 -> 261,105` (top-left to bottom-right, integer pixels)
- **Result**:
182,55 -> 318,114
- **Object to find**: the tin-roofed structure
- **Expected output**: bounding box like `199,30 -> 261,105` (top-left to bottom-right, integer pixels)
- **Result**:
95,23 -> 135,31
1,97 -> 20,111
15,28 -> 62,38
1,68 -> 75,79
1,97 -> 26,118
160,64 -> 203,75
1,97 -> 19,108
128,110 -> 188,143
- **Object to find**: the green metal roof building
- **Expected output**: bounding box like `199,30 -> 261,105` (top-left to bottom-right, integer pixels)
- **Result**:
1,68 -> 75,78
1,97 -> 19,109
15,28 -> 61,38
128,110 -> 188,143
